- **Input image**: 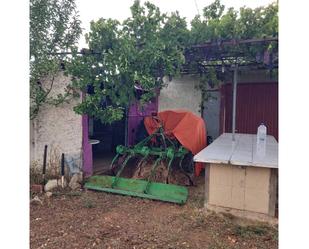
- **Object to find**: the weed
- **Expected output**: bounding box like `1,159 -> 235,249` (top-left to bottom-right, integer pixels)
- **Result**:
47,145 -> 62,179
30,161 -> 43,184
30,145 -> 72,186
193,214 -> 207,228
234,225 -> 269,238
52,191 -> 82,197
67,191 -> 82,197
208,234 -> 229,249
272,231 -> 278,241
177,211 -> 191,222
82,195 -> 96,208
189,194 -> 204,208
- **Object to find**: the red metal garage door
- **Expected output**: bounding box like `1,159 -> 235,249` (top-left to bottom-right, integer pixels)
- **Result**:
220,82 -> 278,140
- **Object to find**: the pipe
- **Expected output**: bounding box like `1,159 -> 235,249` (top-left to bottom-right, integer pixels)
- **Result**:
232,64 -> 238,141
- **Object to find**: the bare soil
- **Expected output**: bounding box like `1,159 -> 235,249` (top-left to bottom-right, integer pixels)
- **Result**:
30,177 -> 278,249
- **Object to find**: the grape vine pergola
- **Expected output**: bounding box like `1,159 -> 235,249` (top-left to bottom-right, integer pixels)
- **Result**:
184,37 -> 278,73
182,37 -> 278,140
31,0 -> 278,125
53,36 -> 278,140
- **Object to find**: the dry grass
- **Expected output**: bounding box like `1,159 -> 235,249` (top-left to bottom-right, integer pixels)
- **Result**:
30,145 -> 71,185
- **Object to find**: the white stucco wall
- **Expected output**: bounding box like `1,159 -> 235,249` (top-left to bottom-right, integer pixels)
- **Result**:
203,91 -> 220,140
30,72 -> 83,170
158,75 -> 202,116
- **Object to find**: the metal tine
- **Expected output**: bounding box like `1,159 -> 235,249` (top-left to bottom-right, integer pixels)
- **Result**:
135,155 -> 149,177
111,154 -> 133,188
178,156 -> 194,186
143,157 -> 162,194
165,157 -> 174,184
110,153 -> 120,172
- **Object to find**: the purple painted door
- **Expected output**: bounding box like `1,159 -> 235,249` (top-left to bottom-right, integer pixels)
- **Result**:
128,97 -> 158,146
82,115 -> 93,177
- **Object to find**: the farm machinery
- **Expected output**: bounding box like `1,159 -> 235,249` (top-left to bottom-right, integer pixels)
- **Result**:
85,110 -> 206,204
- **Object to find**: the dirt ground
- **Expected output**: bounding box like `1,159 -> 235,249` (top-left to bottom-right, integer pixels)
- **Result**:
30,177 -> 278,249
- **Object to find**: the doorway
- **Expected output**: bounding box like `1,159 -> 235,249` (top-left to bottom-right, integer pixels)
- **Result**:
89,117 -> 126,174
82,97 -> 158,177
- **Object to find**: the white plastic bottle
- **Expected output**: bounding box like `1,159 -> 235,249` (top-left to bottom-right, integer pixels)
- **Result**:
257,123 -> 267,157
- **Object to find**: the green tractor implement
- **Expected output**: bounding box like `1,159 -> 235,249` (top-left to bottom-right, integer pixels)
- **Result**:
85,121 -> 193,204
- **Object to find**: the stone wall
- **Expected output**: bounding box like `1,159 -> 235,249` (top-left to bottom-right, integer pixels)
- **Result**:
30,72 -> 83,172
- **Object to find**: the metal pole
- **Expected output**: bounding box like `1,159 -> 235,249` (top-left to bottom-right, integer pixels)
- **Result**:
232,64 -> 238,141
124,107 -> 128,146
61,153 -> 65,188
42,145 -> 48,188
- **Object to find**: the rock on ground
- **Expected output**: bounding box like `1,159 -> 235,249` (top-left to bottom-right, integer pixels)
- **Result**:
69,172 -> 83,190
44,179 -> 67,192
69,182 -> 81,190
30,196 -> 43,205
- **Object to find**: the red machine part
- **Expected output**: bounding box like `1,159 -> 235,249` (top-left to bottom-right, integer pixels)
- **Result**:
144,109 -> 207,176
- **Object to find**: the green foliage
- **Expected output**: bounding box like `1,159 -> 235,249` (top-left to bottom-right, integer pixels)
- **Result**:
82,195 -> 96,208
198,67 -> 221,100
30,0 -> 278,124
204,0 -> 225,20
30,0 -> 82,119
189,1 -> 278,101
234,225 -> 272,238
68,0 -> 188,123
190,1 -> 278,44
